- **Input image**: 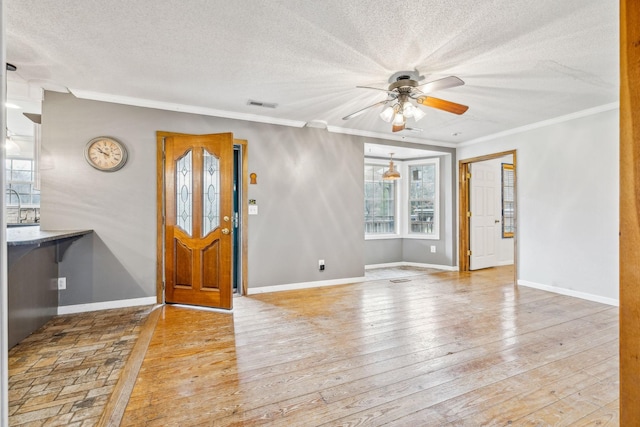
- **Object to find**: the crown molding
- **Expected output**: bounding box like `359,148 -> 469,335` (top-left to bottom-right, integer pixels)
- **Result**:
69,89 -> 308,128
326,125 -> 457,148
459,102 -> 620,147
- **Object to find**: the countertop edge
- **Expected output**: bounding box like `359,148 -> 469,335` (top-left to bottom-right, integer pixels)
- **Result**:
7,227 -> 94,246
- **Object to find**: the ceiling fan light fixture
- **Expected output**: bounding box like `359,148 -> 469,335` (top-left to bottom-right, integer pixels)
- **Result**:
392,111 -> 405,126
412,107 -> 426,121
383,153 -> 401,180
379,106 -> 395,122
402,102 -> 414,118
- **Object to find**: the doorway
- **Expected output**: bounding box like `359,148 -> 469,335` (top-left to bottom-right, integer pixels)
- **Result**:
155,132 -> 248,310
459,150 -> 517,276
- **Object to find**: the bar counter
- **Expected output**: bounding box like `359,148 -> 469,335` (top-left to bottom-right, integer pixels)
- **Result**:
7,226 -> 93,348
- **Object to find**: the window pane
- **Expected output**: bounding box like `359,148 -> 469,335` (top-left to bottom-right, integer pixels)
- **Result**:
364,181 -> 374,199
5,159 -> 40,223
502,164 -> 515,237
12,160 -> 31,170
408,163 -> 437,236
12,170 -> 31,181
364,164 -> 396,234
6,193 -> 19,205
11,183 -> 31,195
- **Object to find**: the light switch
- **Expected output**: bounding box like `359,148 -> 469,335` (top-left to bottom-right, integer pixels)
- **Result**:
248,205 -> 258,215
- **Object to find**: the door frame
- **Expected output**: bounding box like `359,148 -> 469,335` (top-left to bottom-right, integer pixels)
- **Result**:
155,132 -> 249,304
458,150 -> 517,276
621,0 -> 640,421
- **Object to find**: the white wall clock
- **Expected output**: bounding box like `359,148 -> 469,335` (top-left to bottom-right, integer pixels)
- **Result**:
84,136 -> 128,172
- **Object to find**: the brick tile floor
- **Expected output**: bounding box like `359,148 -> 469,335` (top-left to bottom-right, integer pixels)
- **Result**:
8,305 -> 154,426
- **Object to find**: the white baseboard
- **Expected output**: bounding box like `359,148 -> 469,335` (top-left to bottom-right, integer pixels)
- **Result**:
365,262 -> 403,269
248,276 -> 366,295
496,260 -> 515,267
517,280 -> 619,307
57,296 -> 157,315
366,262 -> 458,272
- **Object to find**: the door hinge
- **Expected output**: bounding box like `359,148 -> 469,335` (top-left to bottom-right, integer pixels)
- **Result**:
467,250 -> 472,256
466,172 -> 471,179
467,211 -> 472,217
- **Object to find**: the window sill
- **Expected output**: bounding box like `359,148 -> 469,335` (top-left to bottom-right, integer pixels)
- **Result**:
365,234 -> 440,241
365,234 -> 401,240
403,234 -> 440,240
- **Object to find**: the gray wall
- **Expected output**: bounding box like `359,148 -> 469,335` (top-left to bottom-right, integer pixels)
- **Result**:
246,126 -> 364,287
365,239 -> 403,265
43,92 -> 373,305
458,107 -> 619,301
364,152 -> 457,267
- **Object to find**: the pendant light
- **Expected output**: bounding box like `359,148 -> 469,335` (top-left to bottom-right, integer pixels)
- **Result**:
5,130 -> 19,155
383,153 -> 401,180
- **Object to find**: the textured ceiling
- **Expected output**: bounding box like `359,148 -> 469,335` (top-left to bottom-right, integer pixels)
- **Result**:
5,0 -> 619,147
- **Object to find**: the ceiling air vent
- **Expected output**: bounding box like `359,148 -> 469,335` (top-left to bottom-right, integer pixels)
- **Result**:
247,100 -> 277,109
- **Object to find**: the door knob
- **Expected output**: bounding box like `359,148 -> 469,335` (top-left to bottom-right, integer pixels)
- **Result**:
221,228 -> 230,235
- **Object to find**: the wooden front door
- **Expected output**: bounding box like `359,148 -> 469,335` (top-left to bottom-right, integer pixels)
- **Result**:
162,132 -> 234,309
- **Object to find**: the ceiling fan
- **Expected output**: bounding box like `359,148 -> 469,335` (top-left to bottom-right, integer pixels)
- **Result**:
342,74 -> 469,132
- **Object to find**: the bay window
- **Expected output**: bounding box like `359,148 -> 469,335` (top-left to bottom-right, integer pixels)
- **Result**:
365,157 -> 439,239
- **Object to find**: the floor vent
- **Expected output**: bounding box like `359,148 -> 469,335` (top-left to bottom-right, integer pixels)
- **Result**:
247,99 -> 278,108
390,278 -> 411,283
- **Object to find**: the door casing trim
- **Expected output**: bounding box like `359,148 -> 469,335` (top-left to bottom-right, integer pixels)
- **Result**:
458,150 -> 517,278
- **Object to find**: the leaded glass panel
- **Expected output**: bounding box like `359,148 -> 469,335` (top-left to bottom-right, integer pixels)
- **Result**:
176,150 -> 193,236
202,149 -> 220,236
502,163 -> 515,238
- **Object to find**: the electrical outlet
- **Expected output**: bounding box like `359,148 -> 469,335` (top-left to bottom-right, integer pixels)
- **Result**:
319,259 -> 325,271
430,245 -> 436,253
57,277 -> 67,290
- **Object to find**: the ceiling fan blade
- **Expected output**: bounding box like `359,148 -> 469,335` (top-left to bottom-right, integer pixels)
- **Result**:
342,99 -> 390,120
416,96 -> 469,115
356,85 -> 398,96
416,76 -> 464,93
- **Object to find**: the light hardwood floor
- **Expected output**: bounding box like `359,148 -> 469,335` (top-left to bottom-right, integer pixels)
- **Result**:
118,266 -> 619,426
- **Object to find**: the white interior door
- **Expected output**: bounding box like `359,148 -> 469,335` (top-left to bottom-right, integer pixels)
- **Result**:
470,161 -> 499,270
